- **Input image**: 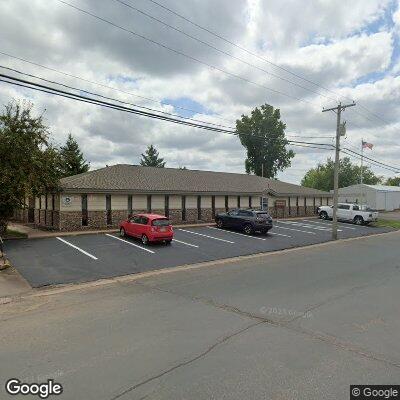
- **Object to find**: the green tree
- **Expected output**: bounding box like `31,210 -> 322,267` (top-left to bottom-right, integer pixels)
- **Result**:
236,104 -> 294,178
59,133 -> 90,177
140,144 -> 165,167
301,157 -> 382,192
385,176 -> 400,186
0,101 -> 61,235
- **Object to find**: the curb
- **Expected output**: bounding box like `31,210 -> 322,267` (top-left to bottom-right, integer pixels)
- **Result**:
0,259 -> 11,270
2,229 -> 399,304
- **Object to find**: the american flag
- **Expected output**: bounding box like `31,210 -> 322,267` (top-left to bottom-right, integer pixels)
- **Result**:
362,141 -> 373,150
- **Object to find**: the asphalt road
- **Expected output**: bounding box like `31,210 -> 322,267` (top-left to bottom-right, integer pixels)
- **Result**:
4,219 -> 392,287
1,230 -> 399,400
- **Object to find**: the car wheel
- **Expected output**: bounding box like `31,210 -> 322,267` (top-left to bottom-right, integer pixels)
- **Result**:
120,227 -> 126,237
261,229 -> 269,234
354,216 -> 364,225
165,240 -> 172,245
141,234 -> 149,245
320,211 -> 328,220
216,219 -> 224,228
243,224 -> 254,235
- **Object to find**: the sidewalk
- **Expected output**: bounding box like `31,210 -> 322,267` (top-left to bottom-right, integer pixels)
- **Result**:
0,266 -> 32,299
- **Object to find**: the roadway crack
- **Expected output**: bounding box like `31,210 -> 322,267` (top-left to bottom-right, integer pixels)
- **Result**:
110,269 -> 400,399
109,320 -> 263,400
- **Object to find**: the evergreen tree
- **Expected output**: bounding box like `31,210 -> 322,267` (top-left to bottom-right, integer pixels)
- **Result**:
59,133 -> 90,177
140,144 -> 165,167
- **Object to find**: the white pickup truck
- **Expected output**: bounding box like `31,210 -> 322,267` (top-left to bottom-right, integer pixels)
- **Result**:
317,203 -> 378,225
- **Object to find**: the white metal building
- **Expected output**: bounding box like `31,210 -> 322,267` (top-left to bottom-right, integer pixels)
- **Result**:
337,184 -> 400,211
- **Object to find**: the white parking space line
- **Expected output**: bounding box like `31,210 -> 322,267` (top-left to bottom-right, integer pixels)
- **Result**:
302,219 -> 356,230
56,237 -> 98,260
278,220 -> 330,230
278,220 -> 342,232
274,225 -> 316,235
268,232 -> 292,238
178,229 -> 234,243
208,226 -> 292,239
105,234 -> 155,254
172,239 -> 199,248
208,226 -> 267,240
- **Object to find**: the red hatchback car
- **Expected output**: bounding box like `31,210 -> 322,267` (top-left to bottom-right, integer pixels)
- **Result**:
119,213 -> 174,245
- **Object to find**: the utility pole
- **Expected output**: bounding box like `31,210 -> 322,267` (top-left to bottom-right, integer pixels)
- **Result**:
360,138 -> 363,207
360,138 -> 364,186
322,102 -> 356,240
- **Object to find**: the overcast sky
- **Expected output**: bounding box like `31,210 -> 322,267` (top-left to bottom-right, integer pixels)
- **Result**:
1,0 -> 399,184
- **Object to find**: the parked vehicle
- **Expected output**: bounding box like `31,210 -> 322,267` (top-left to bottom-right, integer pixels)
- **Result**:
317,203 -> 378,225
215,209 -> 273,234
120,213 -> 174,245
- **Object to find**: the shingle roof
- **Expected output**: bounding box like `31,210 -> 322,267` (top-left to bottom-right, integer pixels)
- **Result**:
60,164 -> 331,197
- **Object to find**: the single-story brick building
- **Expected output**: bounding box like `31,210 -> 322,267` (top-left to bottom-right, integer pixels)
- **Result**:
15,164 -> 333,231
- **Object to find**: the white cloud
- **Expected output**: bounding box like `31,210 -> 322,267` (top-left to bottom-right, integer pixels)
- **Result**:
0,0 -> 399,184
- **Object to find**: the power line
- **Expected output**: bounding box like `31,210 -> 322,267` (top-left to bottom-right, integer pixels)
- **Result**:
0,64 -> 334,141
0,73 -> 237,133
0,65 -> 236,130
113,0 -> 337,102
144,0 -> 390,126
343,147 -> 400,172
341,149 -> 399,173
0,54 -> 336,139
0,50 -> 234,126
56,0 -> 319,106
0,72 -> 335,149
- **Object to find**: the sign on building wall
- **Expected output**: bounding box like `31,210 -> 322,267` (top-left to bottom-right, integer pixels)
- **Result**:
275,200 -> 286,208
61,196 -> 73,206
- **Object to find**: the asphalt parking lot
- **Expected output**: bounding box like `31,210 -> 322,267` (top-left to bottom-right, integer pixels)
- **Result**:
4,219 -> 393,288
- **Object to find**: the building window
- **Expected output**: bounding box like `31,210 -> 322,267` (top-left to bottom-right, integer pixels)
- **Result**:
225,195 -> 228,212
106,195 -> 112,225
165,195 -> 169,218
82,195 -> 88,226
197,195 -> 201,220
296,196 -> 299,215
128,195 -> 132,217
211,196 -> 215,219
237,196 -> 241,208
249,196 -> 252,208
147,195 -> 152,213
288,197 -> 291,216
182,195 -> 186,221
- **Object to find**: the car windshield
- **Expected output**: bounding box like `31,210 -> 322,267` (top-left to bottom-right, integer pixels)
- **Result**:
152,219 -> 170,226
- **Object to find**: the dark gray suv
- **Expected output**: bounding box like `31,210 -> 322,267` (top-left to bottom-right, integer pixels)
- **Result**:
215,209 -> 273,234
